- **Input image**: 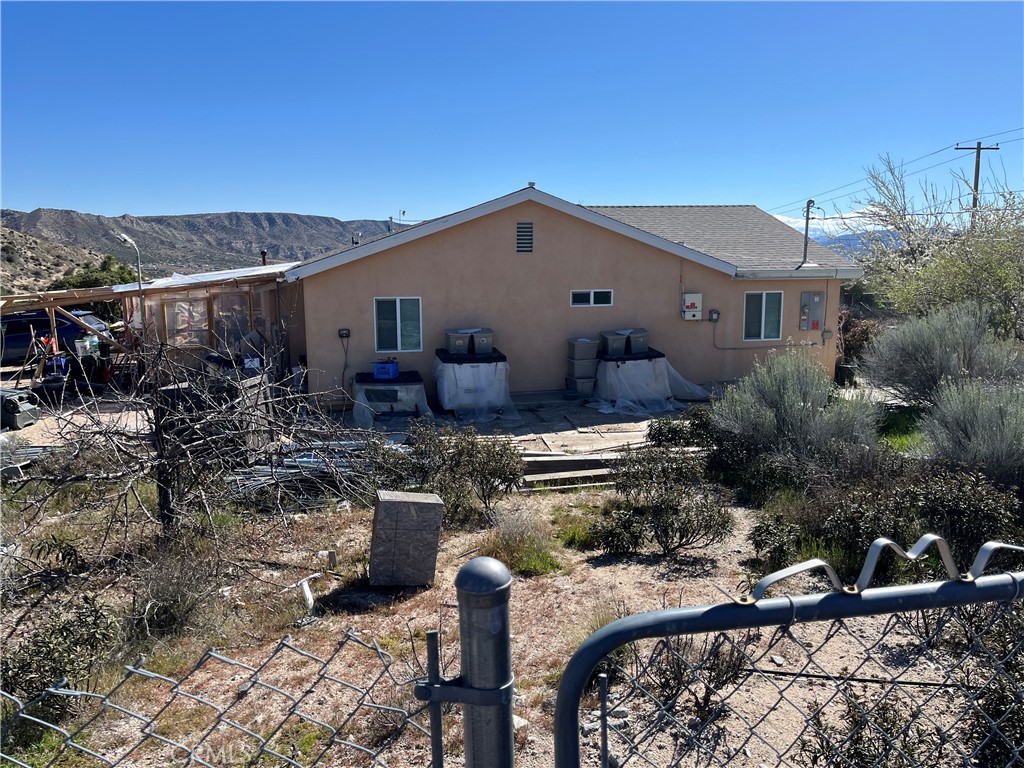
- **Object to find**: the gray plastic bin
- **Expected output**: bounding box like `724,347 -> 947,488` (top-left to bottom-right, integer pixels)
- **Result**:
566,358 -> 599,378
565,377 -> 596,398
471,328 -> 494,354
567,338 -> 599,360
627,328 -> 649,354
600,331 -> 627,356
444,330 -> 471,355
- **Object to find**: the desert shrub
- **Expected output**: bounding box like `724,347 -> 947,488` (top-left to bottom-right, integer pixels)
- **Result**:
815,469 -> 1020,583
799,684 -> 953,767
712,351 -> 878,459
837,309 -> 883,363
637,631 -> 750,720
1,595 -> 118,723
369,419 -> 524,528
647,485 -> 735,556
861,304 -> 1022,405
598,447 -> 734,556
594,504 -> 649,556
646,416 -> 693,448
480,506 -> 559,577
552,505 -> 601,551
707,351 -> 878,501
128,542 -> 218,640
614,445 -> 703,508
466,435 -> 525,513
922,381 -> 1024,493
749,513 -> 803,573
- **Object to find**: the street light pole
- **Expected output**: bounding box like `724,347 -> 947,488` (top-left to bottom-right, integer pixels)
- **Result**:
115,232 -> 146,345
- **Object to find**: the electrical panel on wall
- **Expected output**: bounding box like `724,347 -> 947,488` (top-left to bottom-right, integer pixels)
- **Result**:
682,293 -> 703,320
800,291 -> 825,331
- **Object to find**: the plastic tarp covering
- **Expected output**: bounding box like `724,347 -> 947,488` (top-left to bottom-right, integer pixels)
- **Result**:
433,358 -> 520,423
590,357 -> 710,416
351,382 -> 433,430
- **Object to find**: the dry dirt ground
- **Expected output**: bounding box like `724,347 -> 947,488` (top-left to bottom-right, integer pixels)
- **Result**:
2,392 -> 963,768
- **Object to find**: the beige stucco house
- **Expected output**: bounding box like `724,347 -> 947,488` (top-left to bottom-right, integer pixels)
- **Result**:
282,186 -> 863,403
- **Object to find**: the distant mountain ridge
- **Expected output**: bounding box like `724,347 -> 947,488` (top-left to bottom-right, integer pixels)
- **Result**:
1,207 -> 404,279
1,226 -> 109,294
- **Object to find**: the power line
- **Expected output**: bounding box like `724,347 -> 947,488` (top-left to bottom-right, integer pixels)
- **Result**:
772,140 -> 1023,219
803,190 -> 1023,226
773,153 -> 973,218
765,127 -> 1024,214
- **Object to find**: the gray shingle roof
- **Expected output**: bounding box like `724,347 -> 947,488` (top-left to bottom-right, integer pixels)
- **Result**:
586,205 -> 859,276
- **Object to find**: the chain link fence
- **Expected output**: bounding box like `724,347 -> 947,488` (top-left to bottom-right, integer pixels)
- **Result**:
556,538 -> 1024,768
573,601 -> 1023,768
1,630 -> 437,767
4,544 -> 1024,768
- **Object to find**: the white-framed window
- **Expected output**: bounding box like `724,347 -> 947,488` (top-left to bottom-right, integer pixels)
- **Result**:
743,291 -> 783,341
374,297 -> 422,352
570,289 -> 614,307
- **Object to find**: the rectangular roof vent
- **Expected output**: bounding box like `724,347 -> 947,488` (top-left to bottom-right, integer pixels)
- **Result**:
516,222 -> 533,253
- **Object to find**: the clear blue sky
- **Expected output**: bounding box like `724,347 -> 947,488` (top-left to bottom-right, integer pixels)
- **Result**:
2,1 -> 1022,226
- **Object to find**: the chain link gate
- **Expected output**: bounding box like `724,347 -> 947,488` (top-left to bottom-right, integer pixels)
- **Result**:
554,536 -> 1024,768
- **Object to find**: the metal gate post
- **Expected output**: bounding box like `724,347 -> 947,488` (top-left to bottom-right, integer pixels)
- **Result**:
456,556 -> 514,768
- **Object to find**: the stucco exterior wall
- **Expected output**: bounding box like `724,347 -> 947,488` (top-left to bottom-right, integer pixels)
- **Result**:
298,200 -> 841,400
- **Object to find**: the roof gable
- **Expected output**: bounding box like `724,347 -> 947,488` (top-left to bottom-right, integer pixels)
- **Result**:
285,187 -> 737,281
285,187 -> 863,281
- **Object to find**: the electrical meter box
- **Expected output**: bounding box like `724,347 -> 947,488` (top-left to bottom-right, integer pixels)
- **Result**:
800,291 -> 825,332
682,293 -> 703,320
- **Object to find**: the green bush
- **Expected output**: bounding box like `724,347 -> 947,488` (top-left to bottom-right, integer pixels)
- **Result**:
552,505 -> 601,551
614,445 -> 703,509
706,351 -> 878,501
749,513 -> 802,573
1,595 -> 117,723
467,435 -> 525,513
819,483 -> 929,582
922,381 -> 1024,493
912,468 -> 1021,566
646,416 -> 693,447
771,467 -> 1022,583
597,446 -> 734,556
594,505 -> 649,556
480,507 -> 560,577
647,484 -> 735,556
369,419 -> 524,529
862,304 -> 1022,406
712,351 -> 878,460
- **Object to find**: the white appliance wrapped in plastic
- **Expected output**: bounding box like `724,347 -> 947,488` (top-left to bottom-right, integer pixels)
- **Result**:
433,358 -> 520,423
591,357 -> 709,416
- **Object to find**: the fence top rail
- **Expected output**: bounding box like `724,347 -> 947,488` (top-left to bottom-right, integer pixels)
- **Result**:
553,567 -> 1024,768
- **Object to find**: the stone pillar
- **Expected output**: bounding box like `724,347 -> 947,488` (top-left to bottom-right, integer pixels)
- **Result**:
369,490 -> 443,587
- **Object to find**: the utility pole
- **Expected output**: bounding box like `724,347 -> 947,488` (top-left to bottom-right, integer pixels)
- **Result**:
800,199 -> 814,267
955,141 -> 999,229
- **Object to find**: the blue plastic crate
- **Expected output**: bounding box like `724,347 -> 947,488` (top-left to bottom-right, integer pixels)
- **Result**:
374,361 -> 399,380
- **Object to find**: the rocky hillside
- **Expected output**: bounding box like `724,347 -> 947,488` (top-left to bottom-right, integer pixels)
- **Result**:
1,227 -> 111,294
1,208 -> 403,282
